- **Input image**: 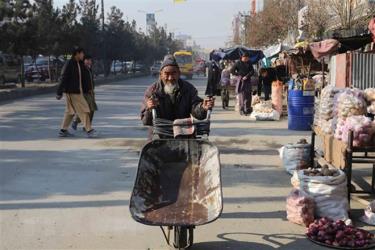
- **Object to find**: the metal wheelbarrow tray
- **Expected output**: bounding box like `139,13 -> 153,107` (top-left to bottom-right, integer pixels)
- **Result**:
130,139 -> 222,227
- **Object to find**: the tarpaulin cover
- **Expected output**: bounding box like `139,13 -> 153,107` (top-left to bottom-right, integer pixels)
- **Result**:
264,44 -> 291,58
337,34 -> 372,53
210,46 -> 264,64
309,39 -> 340,60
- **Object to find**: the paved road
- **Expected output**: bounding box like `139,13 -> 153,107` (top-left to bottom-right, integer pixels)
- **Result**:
0,76 -> 368,249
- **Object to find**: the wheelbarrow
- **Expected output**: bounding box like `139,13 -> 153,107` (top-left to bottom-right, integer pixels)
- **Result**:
129,109 -> 222,249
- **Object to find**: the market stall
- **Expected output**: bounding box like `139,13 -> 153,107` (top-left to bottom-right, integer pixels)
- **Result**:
312,86 -> 375,202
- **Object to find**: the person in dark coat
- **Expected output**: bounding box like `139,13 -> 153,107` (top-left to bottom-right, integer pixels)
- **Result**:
71,55 -> 98,130
258,68 -> 275,101
141,55 -> 214,129
56,46 -> 97,138
231,52 -> 255,115
205,60 -> 221,96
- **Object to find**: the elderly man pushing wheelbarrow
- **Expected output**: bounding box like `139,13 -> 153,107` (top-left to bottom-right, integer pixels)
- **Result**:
131,55 -> 222,249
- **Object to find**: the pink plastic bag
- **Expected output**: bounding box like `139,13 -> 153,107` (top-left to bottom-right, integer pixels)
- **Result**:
272,81 -> 283,115
286,188 -> 315,227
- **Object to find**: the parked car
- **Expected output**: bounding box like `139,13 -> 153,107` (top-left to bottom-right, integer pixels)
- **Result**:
25,57 -> 64,82
125,61 -> 134,73
150,61 -> 162,76
0,53 -> 21,85
111,60 -> 126,74
134,63 -> 146,72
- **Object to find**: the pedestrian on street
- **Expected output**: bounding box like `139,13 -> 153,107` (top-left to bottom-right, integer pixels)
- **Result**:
71,55 -> 98,131
141,55 -> 214,137
56,46 -> 98,138
205,59 -> 221,97
231,52 -> 255,116
258,68 -> 275,101
220,61 -> 231,109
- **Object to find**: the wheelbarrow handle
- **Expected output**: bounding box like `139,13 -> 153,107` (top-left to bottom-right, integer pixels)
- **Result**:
152,108 -> 157,121
206,110 -> 212,121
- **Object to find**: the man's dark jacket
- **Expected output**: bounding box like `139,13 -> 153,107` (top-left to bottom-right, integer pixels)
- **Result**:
141,79 -> 207,126
57,59 -> 89,95
83,66 -> 95,92
205,61 -> 221,96
230,60 -> 255,78
231,60 -> 255,93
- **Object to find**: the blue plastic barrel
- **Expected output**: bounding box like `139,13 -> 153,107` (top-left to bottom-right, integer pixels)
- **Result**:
288,90 -> 315,131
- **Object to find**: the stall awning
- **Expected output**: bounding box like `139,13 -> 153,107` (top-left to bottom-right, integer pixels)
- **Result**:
309,39 -> 340,60
337,34 -> 373,53
263,44 -> 291,58
210,46 -> 264,64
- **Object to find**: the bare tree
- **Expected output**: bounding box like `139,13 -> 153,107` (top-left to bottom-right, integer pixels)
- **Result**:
246,0 -> 300,47
325,0 -> 375,30
304,0 -> 332,40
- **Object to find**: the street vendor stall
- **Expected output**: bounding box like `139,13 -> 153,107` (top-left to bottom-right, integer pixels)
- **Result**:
312,86 -> 375,202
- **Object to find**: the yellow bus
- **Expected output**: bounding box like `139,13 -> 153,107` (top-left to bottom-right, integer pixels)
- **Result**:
173,50 -> 193,80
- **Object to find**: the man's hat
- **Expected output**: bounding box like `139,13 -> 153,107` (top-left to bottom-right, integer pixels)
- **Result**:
160,55 -> 179,71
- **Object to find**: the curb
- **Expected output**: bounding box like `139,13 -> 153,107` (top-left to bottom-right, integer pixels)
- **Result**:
0,73 -> 148,104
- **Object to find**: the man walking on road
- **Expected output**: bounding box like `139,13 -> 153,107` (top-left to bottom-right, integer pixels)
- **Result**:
71,55 -> 98,131
56,47 -> 98,138
141,55 -> 214,128
231,52 -> 255,116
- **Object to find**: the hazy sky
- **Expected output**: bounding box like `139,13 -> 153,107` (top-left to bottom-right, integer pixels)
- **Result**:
54,0 -> 250,49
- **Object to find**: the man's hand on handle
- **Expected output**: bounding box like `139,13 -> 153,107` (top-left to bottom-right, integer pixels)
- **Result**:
203,97 -> 215,111
146,98 -> 158,110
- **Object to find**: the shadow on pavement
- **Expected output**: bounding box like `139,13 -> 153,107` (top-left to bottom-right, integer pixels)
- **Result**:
0,149 -> 138,201
0,199 -> 129,210
192,232 -> 323,250
219,147 -> 279,155
221,210 -> 286,220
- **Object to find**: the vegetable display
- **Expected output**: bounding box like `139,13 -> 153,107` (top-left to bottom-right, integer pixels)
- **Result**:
364,88 -> 375,115
335,89 -> 366,119
334,116 -> 375,147
303,166 -> 339,177
307,218 -> 374,248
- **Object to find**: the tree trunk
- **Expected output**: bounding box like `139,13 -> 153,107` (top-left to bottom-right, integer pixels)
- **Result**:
20,56 -> 25,88
48,56 -> 52,83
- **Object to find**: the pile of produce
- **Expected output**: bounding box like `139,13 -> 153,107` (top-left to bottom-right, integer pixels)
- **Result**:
314,99 -> 320,126
307,217 -> 374,248
335,89 -> 366,119
250,100 -> 280,121
321,119 -> 336,135
364,88 -> 375,114
319,85 -> 340,121
334,115 -> 374,147
286,188 -> 315,226
251,95 -> 261,107
253,101 -> 273,113
292,168 -> 349,221
280,139 -> 311,175
316,85 -> 341,133
303,165 -> 339,177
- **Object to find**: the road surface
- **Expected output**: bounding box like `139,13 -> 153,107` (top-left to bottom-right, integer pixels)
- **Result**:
0,76 -> 370,249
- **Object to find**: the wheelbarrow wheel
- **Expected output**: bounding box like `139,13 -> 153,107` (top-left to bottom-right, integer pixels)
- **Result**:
173,226 -> 194,249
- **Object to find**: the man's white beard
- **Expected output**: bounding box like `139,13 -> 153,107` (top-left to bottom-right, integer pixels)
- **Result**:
164,83 -> 176,95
